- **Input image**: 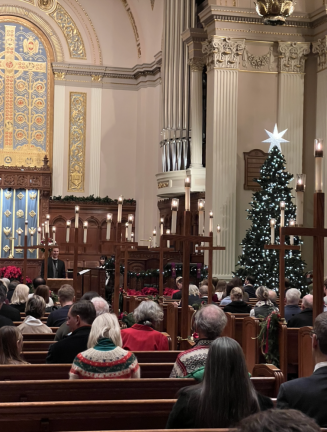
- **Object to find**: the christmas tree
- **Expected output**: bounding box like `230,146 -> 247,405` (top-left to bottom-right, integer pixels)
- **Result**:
234,138 -> 307,293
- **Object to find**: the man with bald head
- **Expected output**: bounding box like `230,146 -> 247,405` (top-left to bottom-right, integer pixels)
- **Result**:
169,304 -> 227,378
288,294 -> 313,328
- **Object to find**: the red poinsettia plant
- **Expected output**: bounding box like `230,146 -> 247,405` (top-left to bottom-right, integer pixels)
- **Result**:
163,287 -> 178,297
0,266 -> 32,286
126,287 -> 159,296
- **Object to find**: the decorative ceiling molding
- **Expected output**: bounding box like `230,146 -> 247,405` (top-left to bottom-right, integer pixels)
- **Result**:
120,0 -> 142,58
0,4 -> 64,61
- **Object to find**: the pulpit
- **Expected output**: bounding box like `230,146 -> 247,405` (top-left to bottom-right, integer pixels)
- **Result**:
47,278 -> 74,294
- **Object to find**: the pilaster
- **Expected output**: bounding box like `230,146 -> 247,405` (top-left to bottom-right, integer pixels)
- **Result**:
202,36 -> 245,279
89,84 -> 103,196
52,75 -> 66,196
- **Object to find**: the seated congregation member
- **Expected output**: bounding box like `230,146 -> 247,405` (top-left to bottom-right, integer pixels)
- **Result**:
170,304 -> 227,378
0,326 -> 27,365
244,275 -> 256,298
268,289 -> 278,307
0,282 -> 20,322
55,295 -> 109,341
224,287 -> 252,314
30,285 -> 55,312
288,294 -> 313,328
46,300 -> 96,364
33,277 -> 46,290
239,409 -> 320,432
277,312 -> 327,427
284,288 -> 301,323
6,280 -> 19,303
250,286 -> 279,319
172,277 -> 183,300
69,313 -> 140,379
121,300 -> 169,351
0,286 -> 14,328
166,337 -> 260,429
46,284 -> 75,327
187,285 -> 201,306
18,296 -> 52,334
220,282 -> 234,306
213,279 -> 226,302
10,284 -> 29,312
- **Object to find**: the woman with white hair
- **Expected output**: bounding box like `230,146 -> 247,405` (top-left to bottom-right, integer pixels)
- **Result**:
121,300 -> 169,351
69,313 -> 140,379
10,284 -> 30,312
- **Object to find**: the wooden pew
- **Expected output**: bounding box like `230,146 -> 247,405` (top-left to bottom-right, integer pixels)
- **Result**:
0,363 -> 175,380
242,316 -> 262,374
0,399 -> 176,432
21,333 -> 56,341
298,326 -> 314,378
14,323 -> 59,332
222,313 -> 250,347
166,303 -> 194,350
252,364 -> 284,398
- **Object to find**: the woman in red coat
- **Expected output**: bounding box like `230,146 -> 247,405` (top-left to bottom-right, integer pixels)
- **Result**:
121,301 -> 169,351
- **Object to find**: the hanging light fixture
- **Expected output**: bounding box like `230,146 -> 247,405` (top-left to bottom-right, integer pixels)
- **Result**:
254,1 -> 296,26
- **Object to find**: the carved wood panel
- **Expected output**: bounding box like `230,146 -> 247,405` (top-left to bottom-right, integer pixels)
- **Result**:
244,149 -> 269,191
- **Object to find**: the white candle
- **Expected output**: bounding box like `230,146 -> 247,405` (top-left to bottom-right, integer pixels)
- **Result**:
52,226 -> 56,243
117,196 -> 123,223
75,206 -> 79,228
152,229 -> 157,248
45,220 -> 49,234
66,220 -> 71,243
198,199 -> 205,235
30,228 -> 35,247
217,225 -> 221,246
41,223 -> 45,239
270,219 -> 276,245
185,177 -> 191,211
37,227 -> 41,244
125,222 -> 129,241
83,221 -> 88,243
131,232 -> 135,248
46,214 -> 50,222
128,214 -> 133,241
17,228 -> 22,246
166,229 -> 170,248
289,219 -> 295,245
160,218 -> 164,236
209,211 -> 213,233
25,220 -> 28,236
106,213 -> 112,240
171,199 -> 179,234
315,139 -> 324,192
295,174 -> 305,227
280,201 -> 286,228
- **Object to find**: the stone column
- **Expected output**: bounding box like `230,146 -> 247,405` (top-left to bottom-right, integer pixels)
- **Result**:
89,79 -> 103,196
277,42 -> 310,191
202,36 -> 245,278
189,58 -> 205,169
52,73 -> 66,196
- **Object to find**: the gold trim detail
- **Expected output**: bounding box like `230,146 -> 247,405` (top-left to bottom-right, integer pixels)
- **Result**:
16,210 -> 24,218
120,0 -> 142,58
50,3 -> 86,59
29,210 -> 36,217
4,191 -> 11,199
29,192 -> 37,200
17,192 -> 24,200
91,75 -> 102,82
4,209 -> 11,217
3,245 -> 9,253
158,181 -> 169,189
37,0 -> 57,14
68,92 -> 86,192
54,72 -> 66,80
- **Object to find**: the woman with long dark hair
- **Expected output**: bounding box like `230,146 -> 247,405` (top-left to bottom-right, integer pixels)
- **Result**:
166,337 -> 260,429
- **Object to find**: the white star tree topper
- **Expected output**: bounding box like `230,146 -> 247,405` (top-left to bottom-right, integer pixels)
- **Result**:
263,124 -> 289,152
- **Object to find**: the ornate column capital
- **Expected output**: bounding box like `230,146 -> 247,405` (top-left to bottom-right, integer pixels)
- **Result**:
189,57 -> 205,72
313,36 -> 327,72
278,42 -> 311,73
202,37 -> 245,72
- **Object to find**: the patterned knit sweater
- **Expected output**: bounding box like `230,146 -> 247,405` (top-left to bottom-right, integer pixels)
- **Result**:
170,339 -> 213,378
69,338 -> 140,380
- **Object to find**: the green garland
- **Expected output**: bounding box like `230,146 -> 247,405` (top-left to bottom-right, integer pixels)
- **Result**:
50,195 -> 136,205
257,310 -> 282,367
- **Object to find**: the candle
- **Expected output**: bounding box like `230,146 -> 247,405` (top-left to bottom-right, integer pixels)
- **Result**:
166,229 -> 170,248
25,220 -> 28,236
209,211 -> 213,233
128,214 -> 133,241
106,213 -> 112,240
75,206 -> 79,228
171,198 -> 179,234
41,223 -> 45,239
295,174 -> 306,226
198,199 -> 205,235
160,218 -> 164,236
29,228 -> 36,247
46,214 -> 50,222
17,228 -> 23,246
125,222 -> 129,241
280,201 -> 286,228
289,219 -> 295,245
66,220 -> 71,243
270,219 -> 276,244
37,227 -> 41,244
45,220 -> 49,234
185,177 -> 191,211
52,226 -> 56,244
152,229 -> 157,248
83,221 -> 88,243
117,195 -> 123,223
217,225 -> 221,246
315,139 -> 324,192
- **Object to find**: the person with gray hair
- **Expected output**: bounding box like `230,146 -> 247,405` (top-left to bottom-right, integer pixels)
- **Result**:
288,294 -> 313,328
250,286 -> 279,319
121,300 -> 169,351
91,297 -> 110,316
0,286 -> 14,328
170,304 -> 227,378
285,288 -> 301,323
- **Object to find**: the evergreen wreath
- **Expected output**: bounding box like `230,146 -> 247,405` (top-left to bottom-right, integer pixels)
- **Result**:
257,310 -> 282,367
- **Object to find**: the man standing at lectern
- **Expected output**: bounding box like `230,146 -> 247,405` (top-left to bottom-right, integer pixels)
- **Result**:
41,247 -> 66,279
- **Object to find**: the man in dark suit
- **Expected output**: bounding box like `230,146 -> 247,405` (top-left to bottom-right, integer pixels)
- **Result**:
287,294 -> 313,328
244,275 -> 256,299
0,286 -> 14,328
46,300 -> 96,364
41,247 -> 66,279
277,312 -> 327,427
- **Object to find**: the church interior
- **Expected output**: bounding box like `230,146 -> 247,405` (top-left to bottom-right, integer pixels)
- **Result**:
0,0 -> 326,431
